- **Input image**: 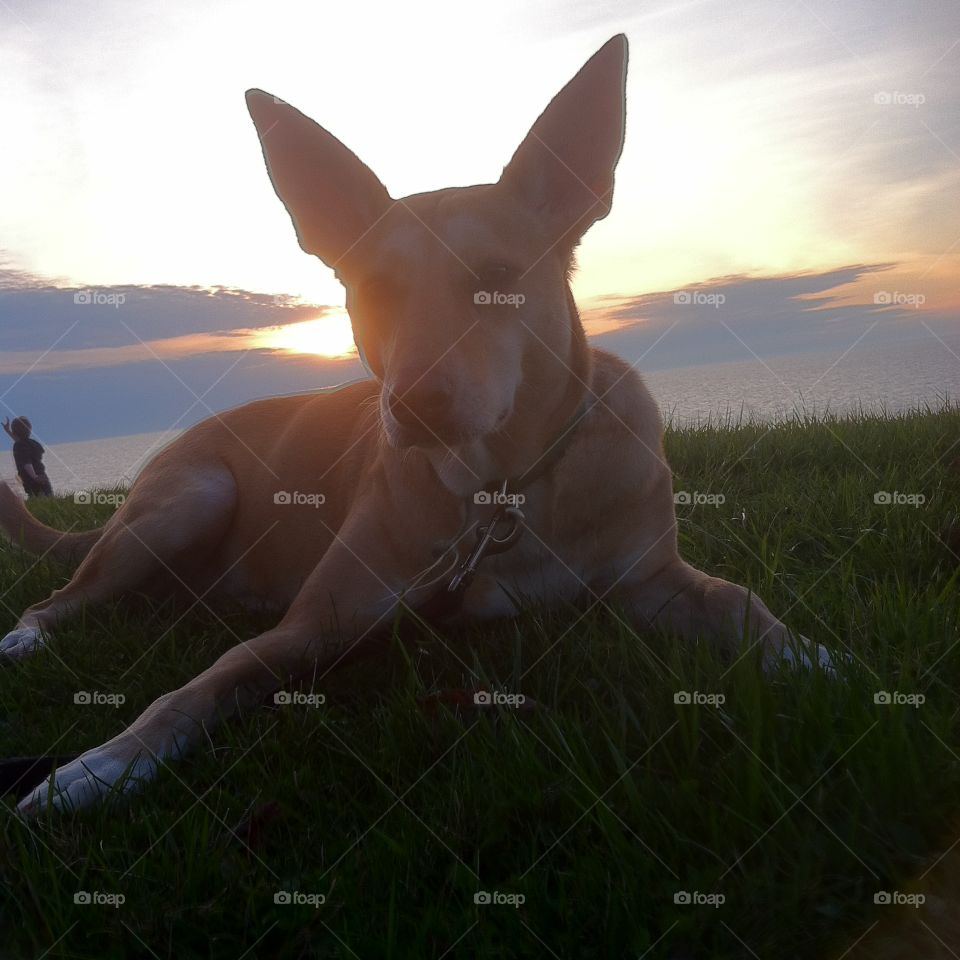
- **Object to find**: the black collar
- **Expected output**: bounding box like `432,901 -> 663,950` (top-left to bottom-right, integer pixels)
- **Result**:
482,393 -> 597,495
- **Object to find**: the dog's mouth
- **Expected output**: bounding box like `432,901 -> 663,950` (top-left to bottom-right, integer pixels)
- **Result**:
383,419 -> 490,451
382,402 -> 512,450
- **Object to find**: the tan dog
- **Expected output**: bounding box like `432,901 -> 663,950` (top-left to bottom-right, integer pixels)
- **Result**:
0,34 -> 832,813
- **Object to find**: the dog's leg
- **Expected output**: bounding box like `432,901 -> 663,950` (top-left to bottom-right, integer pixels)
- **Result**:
17,504 -> 427,813
0,466 -> 237,660
616,558 -> 835,673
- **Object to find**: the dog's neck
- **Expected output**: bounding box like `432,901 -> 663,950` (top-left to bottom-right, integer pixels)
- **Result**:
425,286 -> 594,499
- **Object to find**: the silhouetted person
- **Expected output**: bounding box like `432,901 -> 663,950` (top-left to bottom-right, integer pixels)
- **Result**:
2,416 -> 53,498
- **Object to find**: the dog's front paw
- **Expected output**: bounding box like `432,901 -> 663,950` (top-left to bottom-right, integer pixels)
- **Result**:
763,634 -> 841,677
17,739 -> 159,815
0,625 -> 46,661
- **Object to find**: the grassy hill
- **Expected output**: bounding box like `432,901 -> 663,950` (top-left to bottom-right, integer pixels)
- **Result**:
1,406 -> 958,959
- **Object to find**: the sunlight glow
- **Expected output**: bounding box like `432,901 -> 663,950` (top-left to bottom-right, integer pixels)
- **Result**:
256,312 -> 358,359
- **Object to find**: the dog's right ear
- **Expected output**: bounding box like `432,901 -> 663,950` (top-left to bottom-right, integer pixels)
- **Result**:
245,91 -> 391,271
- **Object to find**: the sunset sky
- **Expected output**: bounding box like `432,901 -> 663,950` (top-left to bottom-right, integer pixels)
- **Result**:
1,0 -> 957,442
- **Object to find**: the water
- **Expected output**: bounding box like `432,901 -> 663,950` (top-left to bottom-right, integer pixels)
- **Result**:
1,430 -> 180,497
644,336 -> 957,427
2,338 -> 955,495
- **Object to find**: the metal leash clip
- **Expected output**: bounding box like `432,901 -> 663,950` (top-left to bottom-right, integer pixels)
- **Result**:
446,482 -> 525,594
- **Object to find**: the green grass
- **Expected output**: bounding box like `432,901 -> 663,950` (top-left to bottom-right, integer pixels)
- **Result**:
1,406 -> 959,959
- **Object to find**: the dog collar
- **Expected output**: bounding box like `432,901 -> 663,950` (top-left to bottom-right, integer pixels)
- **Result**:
483,392 -> 597,495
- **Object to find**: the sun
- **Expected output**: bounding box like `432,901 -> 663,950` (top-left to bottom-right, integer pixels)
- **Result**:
256,311 -> 357,359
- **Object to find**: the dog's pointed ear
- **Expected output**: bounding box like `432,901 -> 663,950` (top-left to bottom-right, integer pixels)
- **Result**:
246,90 -> 392,271
500,35 -> 628,243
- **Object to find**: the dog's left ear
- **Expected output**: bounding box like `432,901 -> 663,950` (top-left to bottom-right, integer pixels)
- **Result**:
501,34 -> 628,243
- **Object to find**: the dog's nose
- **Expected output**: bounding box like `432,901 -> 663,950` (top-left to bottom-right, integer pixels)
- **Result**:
387,382 -> 452,431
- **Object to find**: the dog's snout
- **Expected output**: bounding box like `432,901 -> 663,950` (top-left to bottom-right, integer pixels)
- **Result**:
387,381 -> 452,432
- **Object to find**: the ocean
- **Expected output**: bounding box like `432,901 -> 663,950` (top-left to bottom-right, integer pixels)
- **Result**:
3,337 -> 956,496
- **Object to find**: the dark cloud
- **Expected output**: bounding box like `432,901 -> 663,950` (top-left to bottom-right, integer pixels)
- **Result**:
0,267 -> 331,351
587,264 -> 953,369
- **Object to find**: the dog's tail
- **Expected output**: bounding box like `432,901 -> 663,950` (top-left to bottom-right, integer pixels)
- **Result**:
0,482 -> 103,565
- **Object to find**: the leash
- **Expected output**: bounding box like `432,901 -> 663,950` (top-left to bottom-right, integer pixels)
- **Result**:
418,393 -> 596,622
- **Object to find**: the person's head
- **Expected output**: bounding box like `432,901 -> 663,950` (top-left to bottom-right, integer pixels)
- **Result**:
10,417 -> 32,441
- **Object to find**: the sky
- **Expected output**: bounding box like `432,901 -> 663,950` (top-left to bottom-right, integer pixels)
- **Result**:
1,0 -> 958,442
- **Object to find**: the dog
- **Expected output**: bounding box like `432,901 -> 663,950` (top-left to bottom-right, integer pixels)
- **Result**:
0,34 -> 833,814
